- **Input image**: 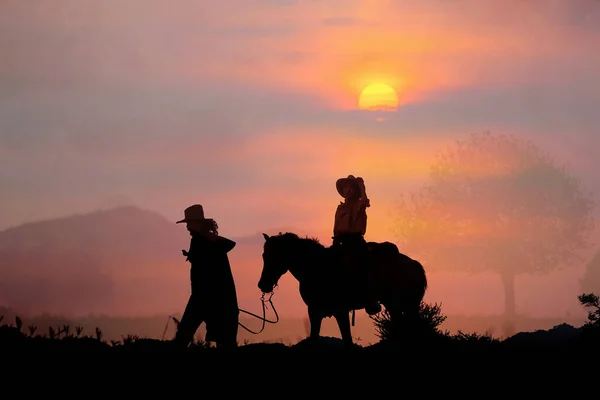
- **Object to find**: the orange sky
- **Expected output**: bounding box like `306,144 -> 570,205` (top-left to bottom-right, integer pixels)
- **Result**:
1,1 -> 600,320
2,0 -> 599,236
0,3 -> 598,233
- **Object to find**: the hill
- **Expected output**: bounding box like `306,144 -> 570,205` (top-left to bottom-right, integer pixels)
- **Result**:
0,205 -> 302,317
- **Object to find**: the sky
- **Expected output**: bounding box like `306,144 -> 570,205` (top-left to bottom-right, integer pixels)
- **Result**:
2,0 -> 600,241
3,0 -> 600,324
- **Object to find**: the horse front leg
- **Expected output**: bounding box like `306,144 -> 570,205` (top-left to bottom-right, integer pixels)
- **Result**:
307,306 -> 323,342
334,311 -> 353,346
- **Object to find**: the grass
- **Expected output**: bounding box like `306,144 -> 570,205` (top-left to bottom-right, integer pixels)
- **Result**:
2,293 -> 599,358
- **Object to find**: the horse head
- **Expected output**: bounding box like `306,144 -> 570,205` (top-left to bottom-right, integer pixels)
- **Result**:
258,232 -> 292,294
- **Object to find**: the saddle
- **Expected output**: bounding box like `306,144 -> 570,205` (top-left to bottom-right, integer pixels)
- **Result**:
332,241 -> 379,264
329,241 -> 390,315
329,243 -> 374,291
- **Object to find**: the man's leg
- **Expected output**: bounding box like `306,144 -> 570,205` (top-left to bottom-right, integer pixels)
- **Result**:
209,311 -> 239,349
173,295 -> 203,348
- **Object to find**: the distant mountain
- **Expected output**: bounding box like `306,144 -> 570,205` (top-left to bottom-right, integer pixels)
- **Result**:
503,323 -> 582,346
0,205 -> 184,263
0,206 -> 305,318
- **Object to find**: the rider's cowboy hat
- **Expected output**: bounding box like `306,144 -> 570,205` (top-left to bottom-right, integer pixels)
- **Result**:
336,175 -> 361,198
176,204 -> 210,224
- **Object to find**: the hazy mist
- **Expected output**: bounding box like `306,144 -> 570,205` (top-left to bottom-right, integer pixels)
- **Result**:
2,0 -> 599,341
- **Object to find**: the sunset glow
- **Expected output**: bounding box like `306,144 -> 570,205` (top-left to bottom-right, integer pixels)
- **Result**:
358,83 -> 399,111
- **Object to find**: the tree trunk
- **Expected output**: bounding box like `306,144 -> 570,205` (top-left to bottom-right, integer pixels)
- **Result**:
501,270 -> 516,337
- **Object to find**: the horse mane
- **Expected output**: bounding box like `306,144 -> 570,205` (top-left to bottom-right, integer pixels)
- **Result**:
265,232 -> 326,252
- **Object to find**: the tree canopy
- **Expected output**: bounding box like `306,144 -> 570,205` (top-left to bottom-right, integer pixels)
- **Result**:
393,131 -> 595,276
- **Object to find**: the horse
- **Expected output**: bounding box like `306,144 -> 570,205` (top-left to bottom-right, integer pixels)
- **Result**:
257,232 -> 428,346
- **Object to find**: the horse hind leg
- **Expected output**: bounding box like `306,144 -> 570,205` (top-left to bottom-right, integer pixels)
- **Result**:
381,299 -> 421,342
333,311 -> 353,347
307,307 -> 323,342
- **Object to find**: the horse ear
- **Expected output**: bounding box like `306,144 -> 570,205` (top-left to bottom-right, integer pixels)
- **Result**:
262,233 -> 270,241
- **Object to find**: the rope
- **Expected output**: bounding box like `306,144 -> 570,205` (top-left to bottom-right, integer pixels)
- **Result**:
237,291 -> 279,334
161,291 -> 279,340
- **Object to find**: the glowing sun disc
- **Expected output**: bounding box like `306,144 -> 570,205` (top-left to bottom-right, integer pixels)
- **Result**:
358,83 -> 399,111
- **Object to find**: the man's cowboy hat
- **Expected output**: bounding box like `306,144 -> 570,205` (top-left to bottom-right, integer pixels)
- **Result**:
336,175 -> 360,198
176,204 -> 209,224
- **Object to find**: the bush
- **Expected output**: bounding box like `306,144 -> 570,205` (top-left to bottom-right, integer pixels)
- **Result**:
578,293 -> 600,327
578,292 -> 600,340
371,301 -> 448,342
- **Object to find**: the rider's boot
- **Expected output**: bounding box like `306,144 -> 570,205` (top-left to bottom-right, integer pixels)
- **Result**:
361,255 -> 381,316
364,295 -> 381,316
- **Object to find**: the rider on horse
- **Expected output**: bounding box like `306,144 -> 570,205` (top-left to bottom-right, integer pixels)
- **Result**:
332,175 -> 381,315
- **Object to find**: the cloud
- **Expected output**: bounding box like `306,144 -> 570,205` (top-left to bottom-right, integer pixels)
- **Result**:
3,0 -> 599,107
1,0 -> 599,237
320,17 -> 366,27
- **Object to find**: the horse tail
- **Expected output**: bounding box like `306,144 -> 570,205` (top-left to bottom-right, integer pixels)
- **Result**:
412,259 -> 428,301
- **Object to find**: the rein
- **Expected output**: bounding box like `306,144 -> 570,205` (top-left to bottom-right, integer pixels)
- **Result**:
160,291 -> 280,340
238,290 -> 280,334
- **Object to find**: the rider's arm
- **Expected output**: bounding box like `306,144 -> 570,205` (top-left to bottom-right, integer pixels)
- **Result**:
333,203 -> 345,237
356,178 -> 370,208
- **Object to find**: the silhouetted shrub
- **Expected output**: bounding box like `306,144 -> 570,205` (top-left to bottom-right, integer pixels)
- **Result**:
370,302 -> 503,351
451,330 -> 500,349
371,301 -> 447,342
578,292 -> 600,340
579,293 -> 600,326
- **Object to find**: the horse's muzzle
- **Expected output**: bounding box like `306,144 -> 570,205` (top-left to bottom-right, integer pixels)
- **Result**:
257,280 -> 273,294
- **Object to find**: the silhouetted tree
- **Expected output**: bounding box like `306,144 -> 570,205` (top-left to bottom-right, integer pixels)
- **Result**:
578,292 -> 600,340
578,293 -> 600,327
393,132 -> 595,330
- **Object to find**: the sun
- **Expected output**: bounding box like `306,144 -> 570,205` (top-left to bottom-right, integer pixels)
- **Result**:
358,83 -> 399,111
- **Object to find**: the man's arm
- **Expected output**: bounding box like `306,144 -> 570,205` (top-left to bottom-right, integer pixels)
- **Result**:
217,236 -> 236,253
182,237 -> 196,262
